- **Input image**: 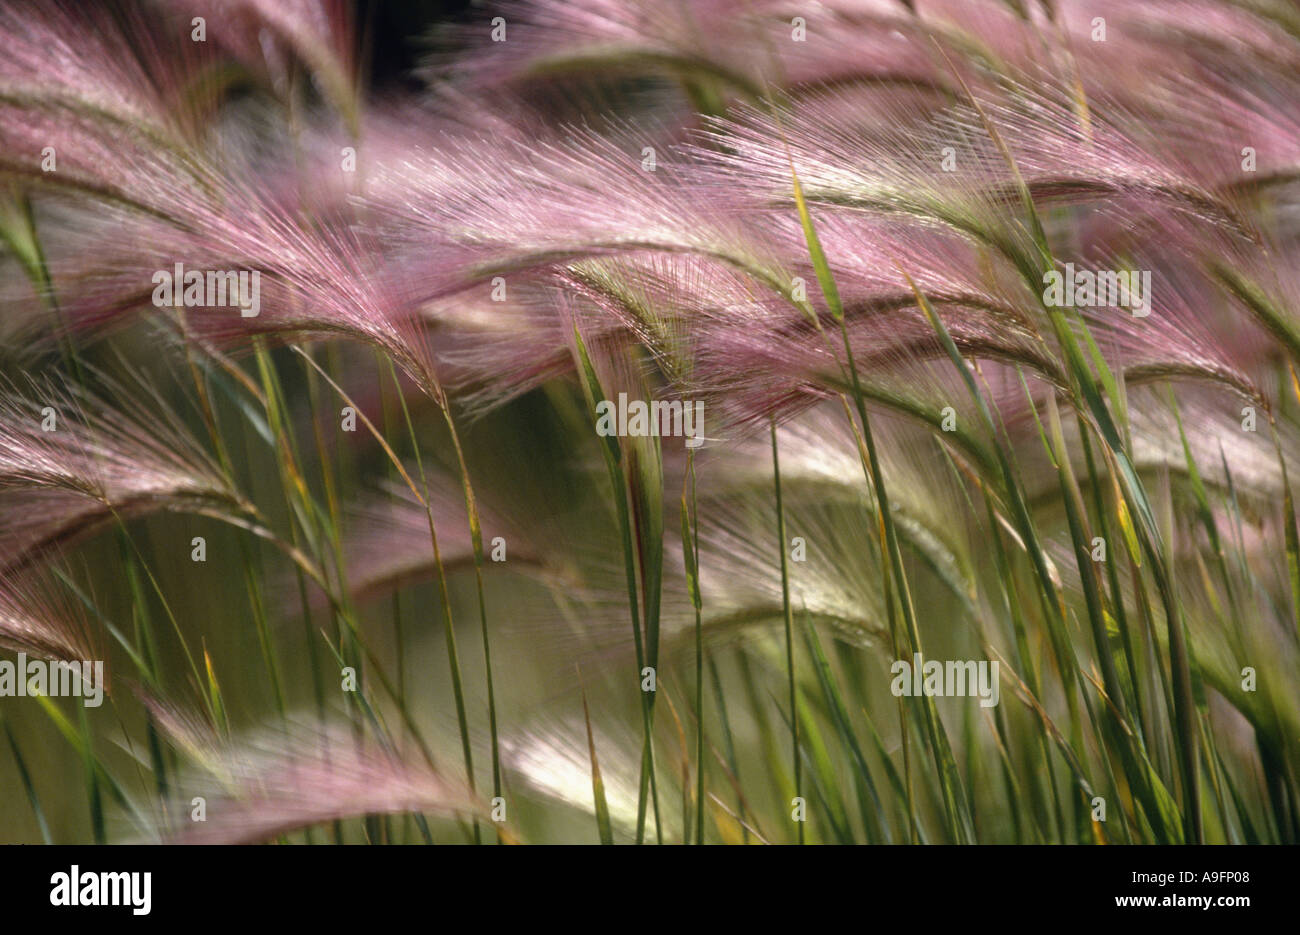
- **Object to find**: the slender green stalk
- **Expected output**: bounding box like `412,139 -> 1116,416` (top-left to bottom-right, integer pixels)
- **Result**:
770,419 -> 803,844
381,358 -> 480,842
681,452 -> 705,844
581,686 -> 614,845
571,327 -> 660,843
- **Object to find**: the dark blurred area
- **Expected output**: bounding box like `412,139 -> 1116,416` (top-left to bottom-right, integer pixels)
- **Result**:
356,0 -> 475,89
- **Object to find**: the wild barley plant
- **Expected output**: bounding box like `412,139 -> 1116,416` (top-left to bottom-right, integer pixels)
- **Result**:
0,0 -> 1297,846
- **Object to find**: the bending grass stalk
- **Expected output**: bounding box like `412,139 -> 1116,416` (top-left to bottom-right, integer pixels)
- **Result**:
764,78 -> 976,835
835,394 -> 916,841
775,123 -> 960,840
681,452 -> 705,844
436,395 -> 504,819
949,66 -> 1203,841
284,350 -> 472,811
179,314 -> 300,724
787,160 -> 971,841
910,270 -> 1185,842
376,358 -> 409,708
1078,428 -> 1148,741
627,429 -> 667,843
769,419 -> 803,844
298,347 -> 379,841
571,326 -> 661,843
3,717 -> 52,844
382,357 -> 481,842
380,351 -> 503,834
581,684 -> 614,845
804,620 -> 890,843
978,486 -> 1068,840
292,345 -> 483,840
1046,394 -> 1174,841
708,657 -> 748,843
